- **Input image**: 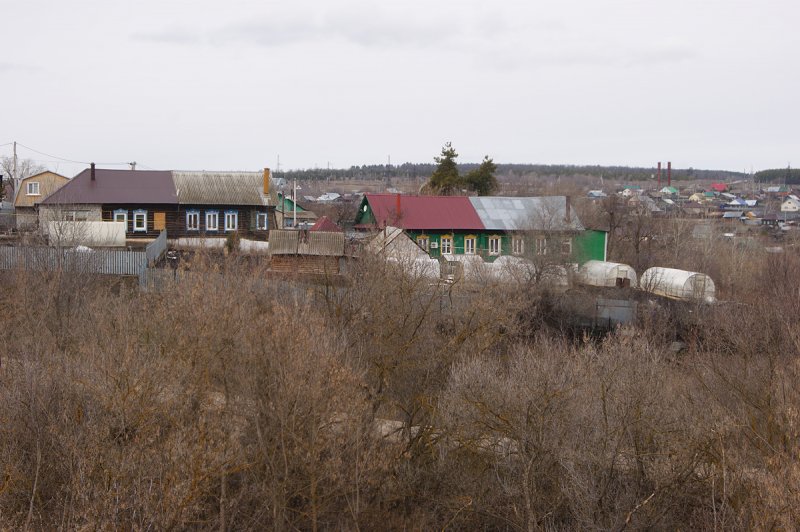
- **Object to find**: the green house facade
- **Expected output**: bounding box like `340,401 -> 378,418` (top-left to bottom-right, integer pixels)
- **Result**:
355,193 -> 607,264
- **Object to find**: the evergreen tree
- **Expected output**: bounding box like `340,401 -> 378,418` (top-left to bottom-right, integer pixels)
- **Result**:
428,142 -> 461,195
463,155 -> 498,195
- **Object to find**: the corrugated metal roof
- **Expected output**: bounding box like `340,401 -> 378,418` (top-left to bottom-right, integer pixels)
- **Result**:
42,169 -> 177,205
269,229 -> 345,256
310,216 -> 342,232
172,171 -> 270,206
365,194 -> 484,230
469,196 -> 584,231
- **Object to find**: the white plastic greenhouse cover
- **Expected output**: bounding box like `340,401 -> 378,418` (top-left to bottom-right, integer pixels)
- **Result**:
640,267 -> 716,303
577,260 -> 638,288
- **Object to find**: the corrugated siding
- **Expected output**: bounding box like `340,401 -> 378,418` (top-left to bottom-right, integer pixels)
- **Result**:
269,230 -> 345,256
172,172 -> 270,206
0,247 -> 147,275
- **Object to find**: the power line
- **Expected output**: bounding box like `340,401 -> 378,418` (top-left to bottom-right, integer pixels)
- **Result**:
14,142 -> 132,166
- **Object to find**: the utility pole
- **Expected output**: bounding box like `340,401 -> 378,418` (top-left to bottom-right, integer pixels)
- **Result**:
292,177 -> 297,228
12,141 -> 17,203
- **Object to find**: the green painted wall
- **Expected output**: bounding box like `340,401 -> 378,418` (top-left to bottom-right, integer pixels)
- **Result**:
355,196 -> 607,265
355,197 -> 376,226
573,230 -> 607,264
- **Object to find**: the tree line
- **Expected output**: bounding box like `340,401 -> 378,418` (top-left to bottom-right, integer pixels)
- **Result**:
277,159 -> 747,183
754,167 -> 800,184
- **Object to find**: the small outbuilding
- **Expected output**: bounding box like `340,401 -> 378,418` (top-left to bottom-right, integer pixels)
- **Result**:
577,260 -> 637,288
640,267 -> 716,303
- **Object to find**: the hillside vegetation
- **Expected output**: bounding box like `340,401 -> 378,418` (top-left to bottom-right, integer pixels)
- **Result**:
1,231 -> 800,529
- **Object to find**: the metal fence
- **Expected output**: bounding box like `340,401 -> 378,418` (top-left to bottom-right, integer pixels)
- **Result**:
0,231 -> 167,277
0,246 -> 147,275
147,230 -> 168,265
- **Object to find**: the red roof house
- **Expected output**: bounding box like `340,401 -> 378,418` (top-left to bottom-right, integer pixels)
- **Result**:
309,215 -> 342,232
355,193 -> 484,230
710,183 -> 728,192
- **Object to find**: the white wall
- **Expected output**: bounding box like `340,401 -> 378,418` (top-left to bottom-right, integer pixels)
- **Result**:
45,221 -> 127,247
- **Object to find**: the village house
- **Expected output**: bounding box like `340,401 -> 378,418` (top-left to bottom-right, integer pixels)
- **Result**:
14,171 -> 69,228
39,165 -> 276,245
781,195 -> 800,212
354,193 -> 607,265
275,192 -> 318,228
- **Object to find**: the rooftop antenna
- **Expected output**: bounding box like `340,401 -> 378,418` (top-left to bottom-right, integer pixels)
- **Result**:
129,161 -> 137,171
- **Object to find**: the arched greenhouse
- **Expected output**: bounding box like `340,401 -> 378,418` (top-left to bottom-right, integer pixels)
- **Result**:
640,267 -> 716,303
576,260 -> 638,288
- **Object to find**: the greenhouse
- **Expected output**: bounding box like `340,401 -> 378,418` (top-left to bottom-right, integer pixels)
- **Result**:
576,260 -> 638,288
640,267 -> 716,303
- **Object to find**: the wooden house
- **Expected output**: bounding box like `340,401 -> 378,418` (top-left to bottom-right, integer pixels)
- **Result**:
40,165 -> 275,245
14,171 -> 70,228
354,193 -> 607,264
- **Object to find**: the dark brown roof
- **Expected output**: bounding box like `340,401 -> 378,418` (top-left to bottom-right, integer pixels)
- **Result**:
42,169 -> 177,205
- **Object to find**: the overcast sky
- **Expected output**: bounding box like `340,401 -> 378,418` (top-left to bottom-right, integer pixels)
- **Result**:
2,0 -> 798,176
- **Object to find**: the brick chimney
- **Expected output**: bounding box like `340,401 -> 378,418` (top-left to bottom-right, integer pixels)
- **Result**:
90,162 -> 96,181
263,167 -> 270,195
565,196 -> 571,223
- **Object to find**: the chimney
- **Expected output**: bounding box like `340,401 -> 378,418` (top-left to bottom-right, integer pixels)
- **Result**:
90,162 -> 96,181
657,162 -> 661,189
395,193 -> 401,223
263,167 -> 270,195
565,196 -> 571,223
667,161 -> 672,187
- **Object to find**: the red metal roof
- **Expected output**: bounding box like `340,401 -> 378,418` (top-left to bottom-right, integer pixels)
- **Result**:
710,183 -> 728,192
365,193 -> 485,230
310,216 -> 342,232
41,168 -> 177,205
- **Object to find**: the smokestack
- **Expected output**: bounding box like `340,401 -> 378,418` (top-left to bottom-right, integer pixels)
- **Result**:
657,162 -> 662,189
667,161 -> 672,187
263,167 -> 270,195
90,162 -> 96,181
565,196 -> 571,223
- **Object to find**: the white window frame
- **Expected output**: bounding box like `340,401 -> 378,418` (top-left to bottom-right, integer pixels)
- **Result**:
133,210 -> 147,232
113,209 -> 127,228
206,211 -> 219,231
535,237 -> 547,255
512,236 -> 524,255
224,210 -> 238,232
26,182 -> 40,196
561,238 -> 572,256
440,236 -> 452,255
186,210 -> 200,231
416,236 -> 429,252
489,236 -> 501,256
464,236 -> 476,255
256,212 -> 268,230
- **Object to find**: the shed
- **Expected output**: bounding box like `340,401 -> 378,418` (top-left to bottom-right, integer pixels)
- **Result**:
577,260 -> 637,288
269,229 -> 346,274
640,267 -> 716,303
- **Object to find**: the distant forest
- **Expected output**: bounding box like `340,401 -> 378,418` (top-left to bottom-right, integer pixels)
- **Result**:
754,168 -> 800,184
277,163 -> 747,182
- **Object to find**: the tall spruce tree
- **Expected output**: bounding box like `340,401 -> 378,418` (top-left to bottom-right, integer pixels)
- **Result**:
428,142 -> 461,195
464,155 -> 498,195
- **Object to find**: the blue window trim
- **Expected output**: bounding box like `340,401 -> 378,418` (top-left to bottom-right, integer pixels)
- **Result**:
112,209 -> 128,228
186,210 -> 200,231
205,210 -> 219,232
133,209 -> 147,232
256,211 -> 268,230
224,210 -> 238,231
